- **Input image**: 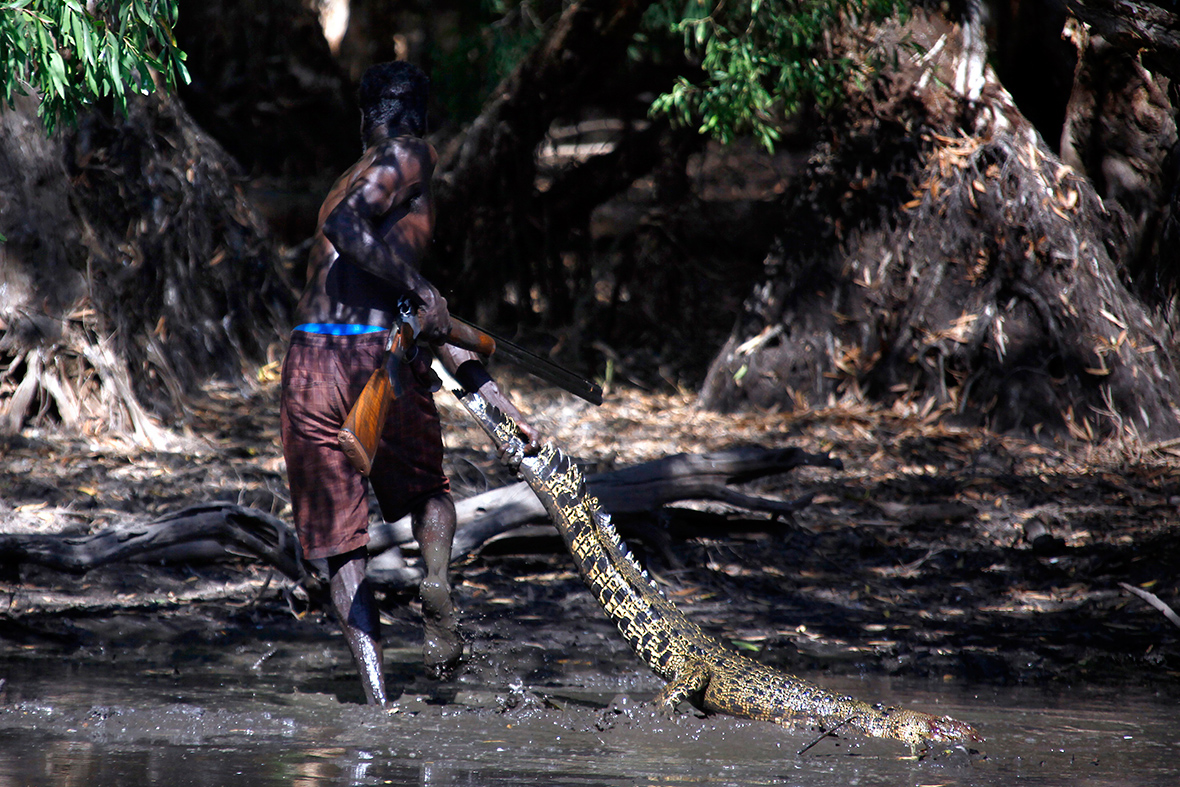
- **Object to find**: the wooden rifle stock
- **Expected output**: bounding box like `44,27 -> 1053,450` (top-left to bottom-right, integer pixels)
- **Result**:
337,319 -> 497,476
338,330 -> 405,477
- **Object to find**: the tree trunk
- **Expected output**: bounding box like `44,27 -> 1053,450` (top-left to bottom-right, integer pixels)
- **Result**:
1059,14 -> 1180,296
174,0 -> 358,242
432,0 -> 651,325
1063,0 -> 1180,82
0,92 -> 293,445
0,95 -> 89,434
699,6 -> 1180,442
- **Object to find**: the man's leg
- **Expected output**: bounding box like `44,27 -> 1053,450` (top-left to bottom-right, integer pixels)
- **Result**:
327,548 -> 387,706
412,492 -> 462,678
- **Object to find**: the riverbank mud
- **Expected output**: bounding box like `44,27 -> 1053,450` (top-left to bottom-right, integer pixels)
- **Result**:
2,379 -> 1179,784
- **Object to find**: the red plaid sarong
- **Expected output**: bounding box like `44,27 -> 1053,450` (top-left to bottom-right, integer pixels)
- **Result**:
279,330 -> 449,560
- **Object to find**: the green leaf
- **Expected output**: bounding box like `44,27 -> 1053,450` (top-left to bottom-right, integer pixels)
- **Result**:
650,0 -> 907,149
134,0 -> 152,27
70,7 -> 85,51
1,0 -> 189,129
104,31 -> 123,92
47,49 -> 67,97
172,49 -> 188,84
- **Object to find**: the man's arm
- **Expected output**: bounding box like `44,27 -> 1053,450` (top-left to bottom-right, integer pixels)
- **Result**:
321,143 -> 450,337
437,344 -> 541,452
321,163 -> 427,290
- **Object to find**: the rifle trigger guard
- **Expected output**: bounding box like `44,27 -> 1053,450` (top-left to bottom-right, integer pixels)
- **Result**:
389,296 -> 423,362
396,296 -> 421,339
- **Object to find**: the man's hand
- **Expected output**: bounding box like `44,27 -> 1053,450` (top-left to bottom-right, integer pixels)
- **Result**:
470,371 -> 542,473
514,419 -> 542,455
498,419 -> 541,475
490,395 -> 540,474
442,352 -> 542,471
415,285 -> 452,342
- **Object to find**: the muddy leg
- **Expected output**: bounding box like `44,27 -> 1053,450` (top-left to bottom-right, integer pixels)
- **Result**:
413,493 -> 462,678
327,548 -> 387,706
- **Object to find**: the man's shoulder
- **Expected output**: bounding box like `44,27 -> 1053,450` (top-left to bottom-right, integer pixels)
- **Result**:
371,135 -> 436,166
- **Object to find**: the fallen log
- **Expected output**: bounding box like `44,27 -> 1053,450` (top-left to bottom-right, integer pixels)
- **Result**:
366,445 -> 841,585
372,445 -> 841,551
585,444 -> 842,514
0,445 -> 841,595
0,503 -> 308,583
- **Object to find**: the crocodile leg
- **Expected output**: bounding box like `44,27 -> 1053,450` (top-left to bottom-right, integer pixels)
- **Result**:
653,659 -> 710,711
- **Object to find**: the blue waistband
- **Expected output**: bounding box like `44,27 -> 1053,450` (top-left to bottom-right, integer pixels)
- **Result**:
293,323 -> 386,336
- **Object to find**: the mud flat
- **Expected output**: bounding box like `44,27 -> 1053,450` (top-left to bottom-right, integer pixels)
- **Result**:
0,607 -> 1177,787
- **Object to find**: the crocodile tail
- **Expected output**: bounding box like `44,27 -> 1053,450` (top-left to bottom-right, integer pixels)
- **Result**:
453,390 -> 701,670
851,706 -> 984,750
452,390 -> 642,580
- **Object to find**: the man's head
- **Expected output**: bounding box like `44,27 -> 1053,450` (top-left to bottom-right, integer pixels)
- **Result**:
358,62 -> 429,141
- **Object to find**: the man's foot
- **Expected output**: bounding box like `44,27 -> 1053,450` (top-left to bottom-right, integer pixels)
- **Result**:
419,577 -> 462,678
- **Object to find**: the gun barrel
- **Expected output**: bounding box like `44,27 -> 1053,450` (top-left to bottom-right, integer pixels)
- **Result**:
446,320 -> 496,356
450,316 -> 603,406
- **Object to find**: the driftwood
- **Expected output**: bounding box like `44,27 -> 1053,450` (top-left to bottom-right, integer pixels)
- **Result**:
0,446 -> 840,594
366,445 -> 842,585
0,503 -> 308,583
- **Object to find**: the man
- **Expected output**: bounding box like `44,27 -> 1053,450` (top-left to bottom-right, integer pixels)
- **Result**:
280,61 -> 539,706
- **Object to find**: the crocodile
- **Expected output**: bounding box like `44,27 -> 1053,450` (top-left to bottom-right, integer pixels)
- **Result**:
456,390 -> 981,751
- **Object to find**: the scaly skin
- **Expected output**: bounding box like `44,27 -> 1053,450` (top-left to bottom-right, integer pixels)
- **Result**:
457,391 -> 981,751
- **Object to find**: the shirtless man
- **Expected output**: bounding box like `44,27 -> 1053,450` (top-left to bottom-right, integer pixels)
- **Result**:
280,62 -> 539,705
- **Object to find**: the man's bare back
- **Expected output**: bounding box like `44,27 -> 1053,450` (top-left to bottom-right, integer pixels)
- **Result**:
294,134 -> 449,338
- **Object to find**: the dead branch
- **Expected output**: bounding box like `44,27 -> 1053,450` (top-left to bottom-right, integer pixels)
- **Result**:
0,503 -> 307,584
370,445 -> 841,556
1119,582 -> 1180,631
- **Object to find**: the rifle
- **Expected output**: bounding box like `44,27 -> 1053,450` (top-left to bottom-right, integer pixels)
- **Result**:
337,301 -> 602,476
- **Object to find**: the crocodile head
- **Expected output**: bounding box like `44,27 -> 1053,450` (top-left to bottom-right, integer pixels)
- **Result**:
886,708 -> 983,750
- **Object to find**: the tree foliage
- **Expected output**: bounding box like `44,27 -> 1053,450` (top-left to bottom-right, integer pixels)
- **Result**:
0,0 -> 188,132
430,0 -> 553,126
650,0 -> 905,149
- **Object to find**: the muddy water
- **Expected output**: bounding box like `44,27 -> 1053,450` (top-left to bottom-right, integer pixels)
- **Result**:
0,631 -> 1176,787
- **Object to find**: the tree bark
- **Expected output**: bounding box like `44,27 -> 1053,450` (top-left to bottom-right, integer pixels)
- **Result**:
1062,0 -> 1180,81
1059,14 -> 1179,296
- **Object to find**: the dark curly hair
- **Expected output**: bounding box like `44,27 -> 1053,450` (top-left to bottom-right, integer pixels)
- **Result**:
358,61 -> 429,141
